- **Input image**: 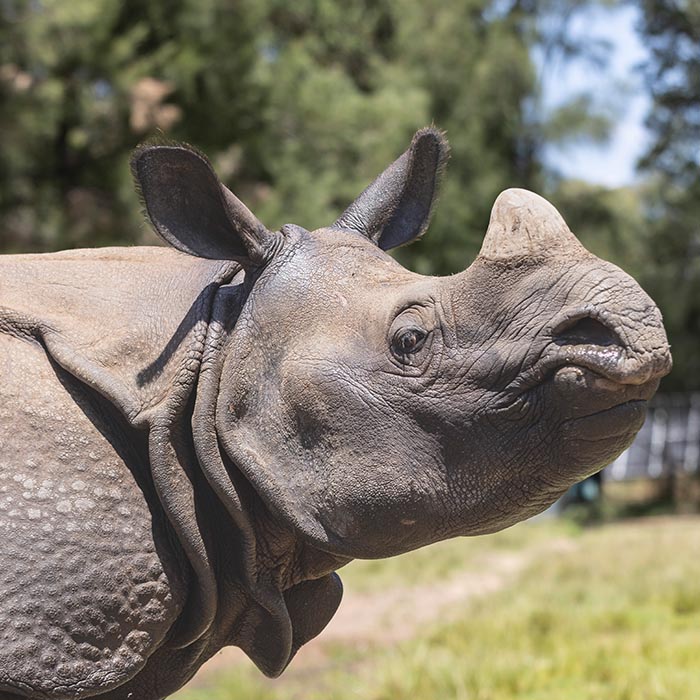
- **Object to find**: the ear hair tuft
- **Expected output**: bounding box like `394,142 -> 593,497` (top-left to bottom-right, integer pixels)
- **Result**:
331,126 -> 450,250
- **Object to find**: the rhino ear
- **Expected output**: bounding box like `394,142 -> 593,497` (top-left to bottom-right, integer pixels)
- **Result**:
131,143 -> 277,266
332,127 -> 449,250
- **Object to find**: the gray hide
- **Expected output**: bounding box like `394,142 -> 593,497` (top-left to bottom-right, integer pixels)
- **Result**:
0,128 -> 671,699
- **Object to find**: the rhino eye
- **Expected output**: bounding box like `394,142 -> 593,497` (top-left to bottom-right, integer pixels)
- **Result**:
392,327 -> 428,358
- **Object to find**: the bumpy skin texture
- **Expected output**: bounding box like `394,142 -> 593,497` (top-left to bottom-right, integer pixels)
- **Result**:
0,249 -> 238,698
0,337 -> 176,697
0,129 -> 671,699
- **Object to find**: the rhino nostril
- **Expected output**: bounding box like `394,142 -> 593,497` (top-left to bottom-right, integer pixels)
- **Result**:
553,316 -> 622,348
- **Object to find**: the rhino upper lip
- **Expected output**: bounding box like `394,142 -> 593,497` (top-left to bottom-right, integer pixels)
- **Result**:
512,343 -> 660,395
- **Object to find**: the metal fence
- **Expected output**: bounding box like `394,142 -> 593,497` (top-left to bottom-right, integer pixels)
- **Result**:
605,393 -> 700,482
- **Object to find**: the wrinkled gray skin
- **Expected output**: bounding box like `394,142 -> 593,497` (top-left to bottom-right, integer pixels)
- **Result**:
0,128 -> 671,699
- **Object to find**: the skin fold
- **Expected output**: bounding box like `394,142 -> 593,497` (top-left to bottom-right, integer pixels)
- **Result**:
0,128 -> 671,699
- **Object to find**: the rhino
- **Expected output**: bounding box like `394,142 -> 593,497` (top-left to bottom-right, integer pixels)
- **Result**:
0,127 -> 671,699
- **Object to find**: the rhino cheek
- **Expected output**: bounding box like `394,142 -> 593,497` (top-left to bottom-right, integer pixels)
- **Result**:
218,341 -> 459,559
278,405 -> 452,557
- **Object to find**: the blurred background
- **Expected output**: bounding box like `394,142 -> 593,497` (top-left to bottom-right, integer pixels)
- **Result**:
2,0 -> 700,697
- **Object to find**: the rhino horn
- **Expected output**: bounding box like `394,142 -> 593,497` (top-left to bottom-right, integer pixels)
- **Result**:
477,188 -> 585,262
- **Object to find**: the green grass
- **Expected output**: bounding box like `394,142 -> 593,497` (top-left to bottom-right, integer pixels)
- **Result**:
175,516 -> 700,700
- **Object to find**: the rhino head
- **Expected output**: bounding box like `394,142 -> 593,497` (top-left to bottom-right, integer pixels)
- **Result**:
134,128 -> 671,565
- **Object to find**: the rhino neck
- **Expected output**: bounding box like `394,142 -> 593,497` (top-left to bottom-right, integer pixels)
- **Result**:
204,458 -> 350,678
189,287 -> 350,676
250,504 -> 351,589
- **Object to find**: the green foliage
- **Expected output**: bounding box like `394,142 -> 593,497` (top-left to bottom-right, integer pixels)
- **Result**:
635,0 -> 700,390
0,0 -> 608,268
0,0 -> 268,251
175,518 -> 700,700
543,94 -> 612,146
549,180 -> 650,277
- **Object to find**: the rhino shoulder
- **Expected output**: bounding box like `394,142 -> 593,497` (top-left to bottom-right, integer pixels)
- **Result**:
0,331 -> 189,699
0,246 -> 241,423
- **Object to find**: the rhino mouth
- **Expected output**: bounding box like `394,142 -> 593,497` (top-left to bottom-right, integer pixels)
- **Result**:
549,354 -> 660,395
493,348 -> 656,468
515,333 -> 667,392
549,307 -> 671,384
502,342 -> 663,426
550,363 -> 657,420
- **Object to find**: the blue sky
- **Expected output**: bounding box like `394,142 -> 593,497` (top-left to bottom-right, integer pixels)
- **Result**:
540,4 -> 650,188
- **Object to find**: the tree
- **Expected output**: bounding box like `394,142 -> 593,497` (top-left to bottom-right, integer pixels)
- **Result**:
635,0 -> 700,390
0,0 -> 268,251
0,0 -> 615,278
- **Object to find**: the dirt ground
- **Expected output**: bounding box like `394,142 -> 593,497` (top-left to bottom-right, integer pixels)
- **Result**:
185,536 -> 577,687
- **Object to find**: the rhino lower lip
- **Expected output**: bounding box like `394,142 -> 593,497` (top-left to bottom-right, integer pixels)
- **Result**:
553,365 -> 624,391
498,353 -> 660,421
569,397 -> 648,421
494,365 -> 651,435
563,397 -> 649,443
